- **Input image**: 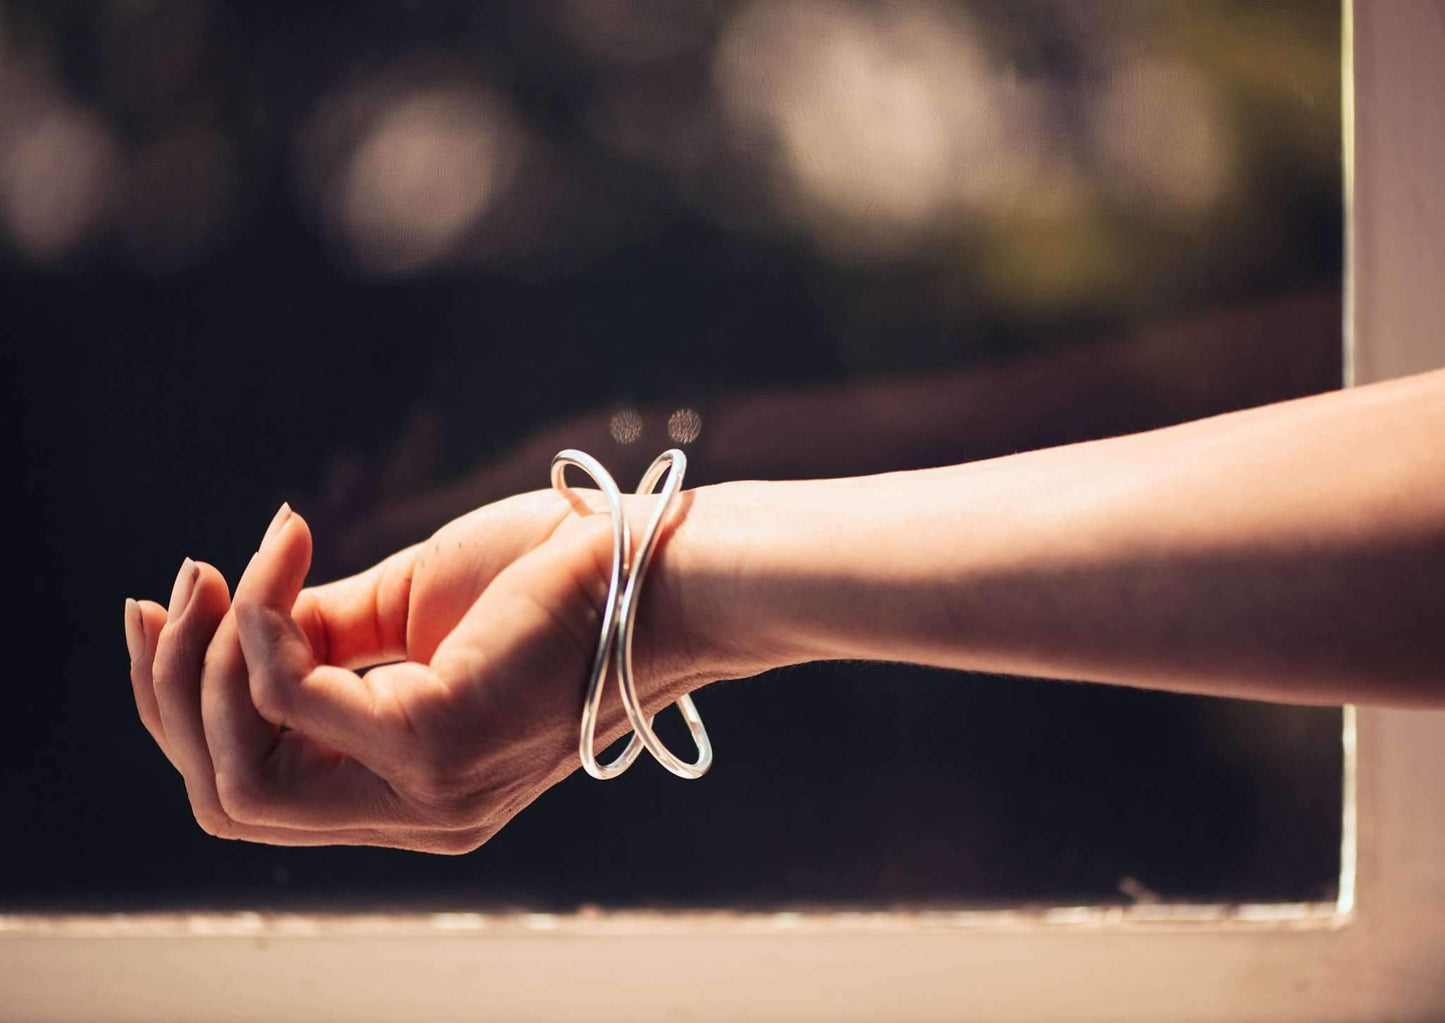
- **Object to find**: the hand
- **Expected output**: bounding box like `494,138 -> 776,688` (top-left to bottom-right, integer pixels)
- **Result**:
124,488 -> 697,853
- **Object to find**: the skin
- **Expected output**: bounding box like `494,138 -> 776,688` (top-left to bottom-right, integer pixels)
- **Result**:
125,368 -> 1445,852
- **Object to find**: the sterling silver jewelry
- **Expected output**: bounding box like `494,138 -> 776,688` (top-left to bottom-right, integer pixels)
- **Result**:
550,448 -> 713,780
550,449 -> 646,780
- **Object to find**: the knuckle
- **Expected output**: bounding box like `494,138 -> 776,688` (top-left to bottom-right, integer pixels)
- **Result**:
231,600 -> 270,650
197,640 -> 228,684
135,703 -> 164,736
430,829 -> 488,856
150,634 -> 181,693
406,755 -> 465,806
404,758 -> 487,828
248,672 -> 291,724
192,805 -> 237,841
231,591 -> 261,622
214,769 -> 267,824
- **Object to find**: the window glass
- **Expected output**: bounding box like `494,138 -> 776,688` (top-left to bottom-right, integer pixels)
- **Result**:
1,0 -> 1342,912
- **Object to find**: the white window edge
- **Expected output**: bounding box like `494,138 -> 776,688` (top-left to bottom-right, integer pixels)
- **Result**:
7,2 -> 1444,1019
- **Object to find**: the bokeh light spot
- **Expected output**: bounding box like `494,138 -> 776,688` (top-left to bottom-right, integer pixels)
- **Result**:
609,408 -> 644,445
1091,60 -> 1235,213
0,102 -> 118,263
299,76 -> 521,277
714,0 -> 1036,261
666,408 -> 701,445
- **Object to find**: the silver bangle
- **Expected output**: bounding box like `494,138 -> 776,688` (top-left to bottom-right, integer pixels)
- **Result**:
550,448 -> 713,781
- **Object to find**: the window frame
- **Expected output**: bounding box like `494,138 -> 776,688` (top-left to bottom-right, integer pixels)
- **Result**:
7,3 -> 1445,1019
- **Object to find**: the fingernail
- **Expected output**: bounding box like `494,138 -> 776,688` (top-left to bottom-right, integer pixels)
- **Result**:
124,597 -> 143,665
168,557 -> 198,619
261,502 -> 292,549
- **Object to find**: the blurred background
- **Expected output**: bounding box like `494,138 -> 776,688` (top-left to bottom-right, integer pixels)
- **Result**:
1,0 -> 1344,911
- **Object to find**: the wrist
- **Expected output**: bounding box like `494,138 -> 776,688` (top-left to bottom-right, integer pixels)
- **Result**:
640,467 -> 984,693
635,479 -> 815,700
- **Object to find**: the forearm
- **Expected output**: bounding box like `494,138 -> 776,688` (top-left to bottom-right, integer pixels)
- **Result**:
654,370 -> 1445,707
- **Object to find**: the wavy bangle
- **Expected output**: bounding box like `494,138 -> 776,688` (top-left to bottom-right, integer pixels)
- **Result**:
550,448 -> 713,781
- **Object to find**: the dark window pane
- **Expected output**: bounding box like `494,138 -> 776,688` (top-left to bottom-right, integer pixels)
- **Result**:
1,0 -> 1343,912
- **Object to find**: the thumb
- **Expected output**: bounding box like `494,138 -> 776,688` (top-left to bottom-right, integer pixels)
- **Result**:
233,504 -> 427,780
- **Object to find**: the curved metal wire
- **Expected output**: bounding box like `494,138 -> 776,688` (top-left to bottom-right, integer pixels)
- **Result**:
549,447 -> 712,780
613,450 -> 712,779
550,450 -> 646,780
